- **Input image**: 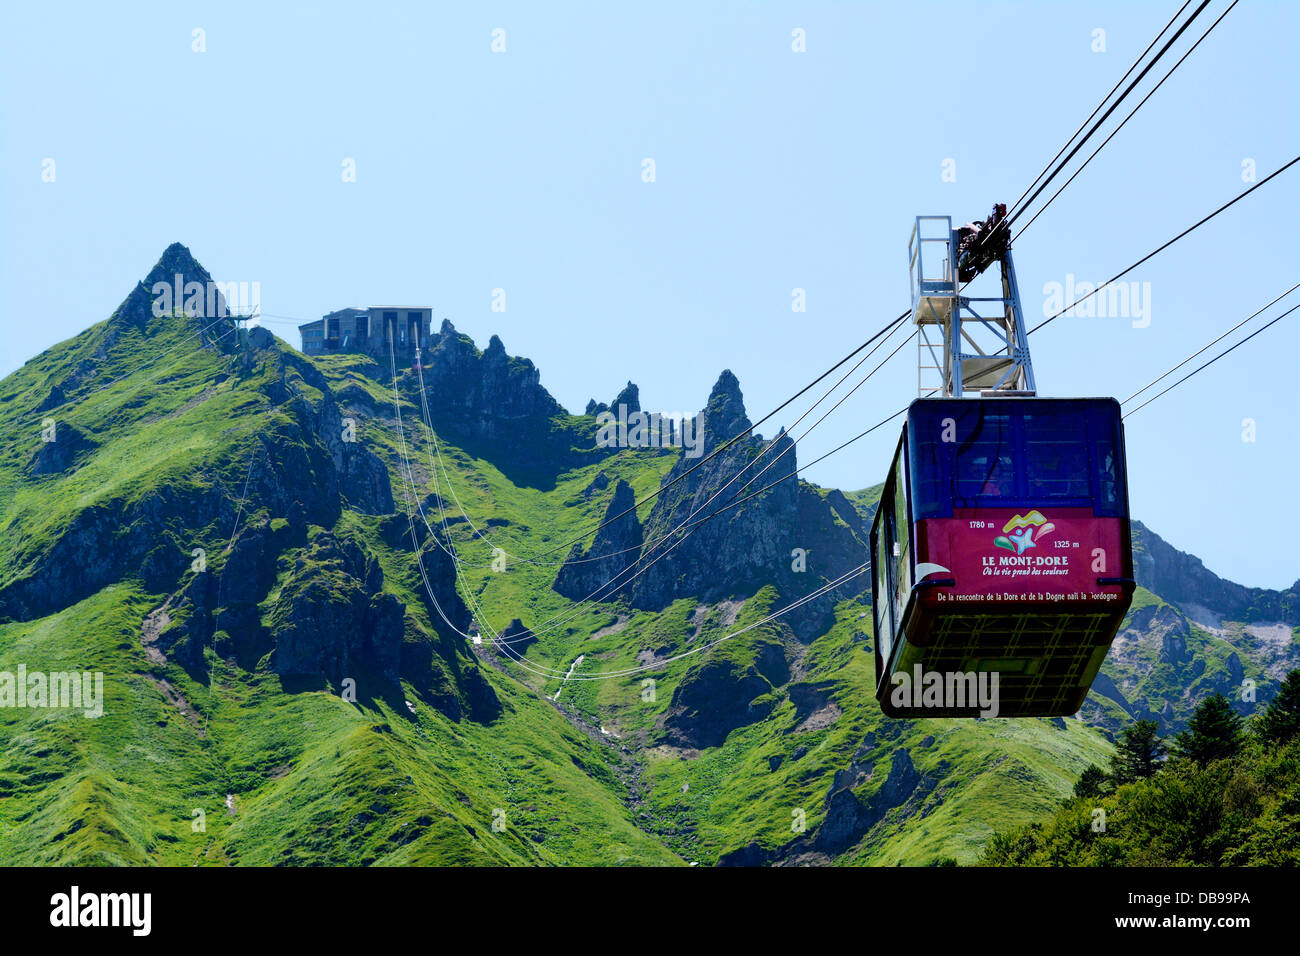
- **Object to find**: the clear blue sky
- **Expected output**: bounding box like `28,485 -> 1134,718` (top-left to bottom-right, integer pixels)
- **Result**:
2,1 -> 1297,589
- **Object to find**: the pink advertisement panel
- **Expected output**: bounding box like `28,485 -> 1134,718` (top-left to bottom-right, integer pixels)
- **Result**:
914,507 -> 1127,608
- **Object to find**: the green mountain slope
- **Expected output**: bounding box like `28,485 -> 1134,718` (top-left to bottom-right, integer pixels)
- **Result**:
0,244 -> 1291,866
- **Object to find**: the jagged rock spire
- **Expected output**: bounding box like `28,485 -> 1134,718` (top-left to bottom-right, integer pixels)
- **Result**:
700,369 -> 752,449
612,381 -> 640,413
108,242 -> 237,349
552,478 -> 643,601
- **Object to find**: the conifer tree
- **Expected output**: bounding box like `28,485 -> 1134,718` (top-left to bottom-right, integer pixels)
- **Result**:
1174,694 -> 1243,765
1110,718 -> 1164,784
1073,764 -> 1112,799
1257,669 -> 1300,744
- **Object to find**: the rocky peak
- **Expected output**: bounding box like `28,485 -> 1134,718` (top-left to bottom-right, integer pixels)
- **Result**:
109,243 -> 237,349
571,367 -> 868,639
620,371 -> 799,614
552,478 -> 643,602
701,369 -> 752,449
421,321 -> 561,425
612,381 -> 640,413
1133,521 -> 1299,624
157,241 -> 203,274
431,320 -> 477,362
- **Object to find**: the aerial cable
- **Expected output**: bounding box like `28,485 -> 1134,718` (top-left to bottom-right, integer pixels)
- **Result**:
480,326 -> 920,651
551,562 -> 871,682
474,318 -> 915,646
401,317 -> 912,658
387,336 -> 487,643
1004,0 -> 1213,231
393,153 -> 1300,656
401,124 -> 1298,669
666,394 -> 928,536
225,435 -> 267,554
318,306 -> 909,573
473,319 -> 909,578
1121,283 -> 1300,406
1003,0 -> 1196,220
416,311 -> 910,576
395,309 -> 910,588
409,360 -> 525,651
517,311 -> 913,565
717,238 -> 1300,536
954,1 -> 1208,296
378,334 -> 586,675
1124,299 -> 1300,418
378,40 -> 1298,670
1027,154 -> 1300,334
964,0 -> 1209,262
469,560 -> 872,686
388,336 -> 571,680
1012,0 -> 1240,242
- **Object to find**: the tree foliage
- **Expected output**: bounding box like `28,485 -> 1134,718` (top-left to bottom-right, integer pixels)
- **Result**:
982,672 -> 1300,866
1258,670 -> 1300,744
1073,764 -> 1111,799
1111,719 -> 1164,784
1174,694 -> 1244,766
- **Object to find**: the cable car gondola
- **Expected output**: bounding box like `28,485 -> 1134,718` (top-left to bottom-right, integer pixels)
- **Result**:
871,213 -> 1135,718
871,397 -> 1134,717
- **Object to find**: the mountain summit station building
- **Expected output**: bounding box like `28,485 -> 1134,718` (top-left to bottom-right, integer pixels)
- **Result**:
298,306 -> 433,359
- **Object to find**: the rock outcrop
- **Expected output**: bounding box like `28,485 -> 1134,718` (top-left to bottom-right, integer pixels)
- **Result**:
411,321 -> 614,487
419,322 -> 561,439
552,479 -> 643,602
662,638 -> 789,749
586,370 -> 869,640
625,371 -> 798,610
611,381 -> 640,414
550,371 -> 874,754
1133,521 -> 1299,624
717,744 -> 933,865
812,749 -> 924,855
278,352 -> 394,516
585,381 -> 641,418
25,423 -> 98,476
495,619 -> 537,656
108,241 -> 240,350
268,531 -> 403,682
579,470 -> 610,500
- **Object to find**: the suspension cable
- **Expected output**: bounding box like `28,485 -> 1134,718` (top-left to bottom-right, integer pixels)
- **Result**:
1012,0 -> 1240,242
1028,155 -> 1300,334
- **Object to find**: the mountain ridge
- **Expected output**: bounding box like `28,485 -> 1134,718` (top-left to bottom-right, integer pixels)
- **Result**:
0,243 -> 1294,866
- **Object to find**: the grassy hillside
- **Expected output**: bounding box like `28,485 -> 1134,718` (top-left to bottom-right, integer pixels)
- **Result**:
981,726 -> 1300,866
0,317 -> 681,865
7,248 -> 1255,866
